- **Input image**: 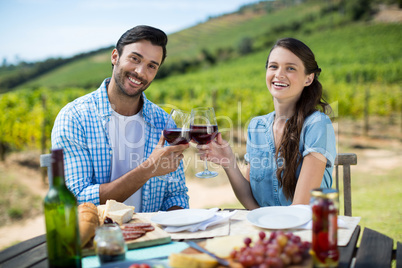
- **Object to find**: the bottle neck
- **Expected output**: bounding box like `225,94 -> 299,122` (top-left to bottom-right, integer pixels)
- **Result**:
51,149 -> 66,187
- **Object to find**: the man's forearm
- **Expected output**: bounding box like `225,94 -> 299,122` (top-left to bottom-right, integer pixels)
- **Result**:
99,162 -> 154,204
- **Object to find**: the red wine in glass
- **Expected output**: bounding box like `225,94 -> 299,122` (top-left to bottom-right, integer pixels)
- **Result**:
159,109 -> 190,182
190,107 -> 219,179
189,125 -> 218,144
163,128 -> 191,145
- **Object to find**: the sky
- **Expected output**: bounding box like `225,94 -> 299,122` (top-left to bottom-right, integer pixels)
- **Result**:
0,0 -> 262,65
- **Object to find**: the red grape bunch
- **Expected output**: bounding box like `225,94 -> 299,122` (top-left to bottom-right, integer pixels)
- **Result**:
230,231 -> 311,268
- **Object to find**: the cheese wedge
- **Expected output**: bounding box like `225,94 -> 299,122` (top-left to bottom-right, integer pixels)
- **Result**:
107,208 -> 134,225
97,204 -> 107,223
169,253 -> 218,268
97,200 -> 135,225
105,199 -> 135,212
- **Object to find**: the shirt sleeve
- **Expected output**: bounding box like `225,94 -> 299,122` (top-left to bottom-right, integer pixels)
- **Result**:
160,163 -> 189,211
51,105 -> 101,205
301,113 -> 337,168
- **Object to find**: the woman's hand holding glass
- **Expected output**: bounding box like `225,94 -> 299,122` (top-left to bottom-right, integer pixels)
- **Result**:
190,107 -> 220,178
196,132 -> 235,170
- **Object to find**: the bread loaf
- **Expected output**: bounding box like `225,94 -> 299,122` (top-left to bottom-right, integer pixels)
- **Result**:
78,202 -> 99,247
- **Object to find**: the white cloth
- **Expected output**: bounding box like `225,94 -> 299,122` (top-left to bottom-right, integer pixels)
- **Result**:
107,109 -> 145,211
164,209 -> 237,233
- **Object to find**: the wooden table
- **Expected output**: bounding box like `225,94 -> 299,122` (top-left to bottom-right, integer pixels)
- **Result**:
0,225 -> 400,268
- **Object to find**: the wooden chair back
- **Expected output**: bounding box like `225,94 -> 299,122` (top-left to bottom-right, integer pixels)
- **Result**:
40,154 -> 52,187
334,153 -> 357,216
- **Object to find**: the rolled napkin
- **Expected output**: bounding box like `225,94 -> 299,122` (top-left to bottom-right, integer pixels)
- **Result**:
164,210 -> 237,233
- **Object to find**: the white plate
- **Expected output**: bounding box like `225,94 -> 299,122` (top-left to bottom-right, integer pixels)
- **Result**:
151,209 -> 216,227
247,206 -> 312,229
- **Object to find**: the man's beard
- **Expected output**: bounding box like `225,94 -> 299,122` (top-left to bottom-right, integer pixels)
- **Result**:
114,61 -> 152,98
114,70 -> 152,98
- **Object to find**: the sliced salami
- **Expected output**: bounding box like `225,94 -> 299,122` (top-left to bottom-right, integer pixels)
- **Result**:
141,226 -> 155,232
122,222 -> 152,228
120,221 -> 155,242
121,229 -> 146,235
122,233 -> 144,241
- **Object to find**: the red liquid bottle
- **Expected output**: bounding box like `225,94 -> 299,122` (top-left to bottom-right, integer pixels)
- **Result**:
310,188 -> 339,268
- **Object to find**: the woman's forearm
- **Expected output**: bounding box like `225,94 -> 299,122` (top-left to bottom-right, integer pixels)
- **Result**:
223,163 -> 259,210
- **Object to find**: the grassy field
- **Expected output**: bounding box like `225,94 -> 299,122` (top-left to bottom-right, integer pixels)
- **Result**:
0,168 -> 42,225
353,166 -> 402,244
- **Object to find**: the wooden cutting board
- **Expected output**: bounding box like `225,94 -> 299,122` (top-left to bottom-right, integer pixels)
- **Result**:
82,213 -> 171,257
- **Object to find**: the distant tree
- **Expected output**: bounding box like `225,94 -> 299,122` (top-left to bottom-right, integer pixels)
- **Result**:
238,37 -> 253,55
343,0 -> 373,21
201,49 -> 216,65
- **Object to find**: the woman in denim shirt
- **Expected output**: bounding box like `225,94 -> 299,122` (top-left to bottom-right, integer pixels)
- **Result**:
197,38 -> 336,209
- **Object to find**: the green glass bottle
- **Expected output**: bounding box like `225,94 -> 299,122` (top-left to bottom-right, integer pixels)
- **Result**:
44,149 -> 82,268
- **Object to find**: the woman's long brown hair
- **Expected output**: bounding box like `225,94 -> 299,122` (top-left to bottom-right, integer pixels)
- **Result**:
266,38 -> 331,200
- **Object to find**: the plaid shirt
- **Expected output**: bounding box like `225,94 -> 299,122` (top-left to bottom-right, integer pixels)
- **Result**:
51,78 -> 189,211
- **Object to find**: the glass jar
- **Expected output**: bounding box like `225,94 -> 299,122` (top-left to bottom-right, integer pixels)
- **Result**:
94,224 -> 126,264
310,188 -> 339,268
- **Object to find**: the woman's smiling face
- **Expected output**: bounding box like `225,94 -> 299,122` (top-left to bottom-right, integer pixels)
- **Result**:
266,47 -> 314,104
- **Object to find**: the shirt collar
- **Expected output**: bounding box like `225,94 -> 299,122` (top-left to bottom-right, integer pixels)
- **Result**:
97,78 -> 113,118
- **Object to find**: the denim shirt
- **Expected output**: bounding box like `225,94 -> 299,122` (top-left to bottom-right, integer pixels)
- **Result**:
245,111 -> 336,207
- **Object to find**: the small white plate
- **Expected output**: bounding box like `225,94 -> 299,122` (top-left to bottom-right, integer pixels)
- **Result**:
151,209 -> 216,227
247,206 -> 312,229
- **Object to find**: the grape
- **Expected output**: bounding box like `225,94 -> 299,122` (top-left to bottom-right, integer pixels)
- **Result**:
291,235 -> 301,244
285,232 -> 293,239
292,252 -> 303,264
231,231 -> 311,267
276,234 -> 288,248
280,253 -> 291,265
267,248 -> 279,258
104,217 -> 113,224
284,243 -> 298,256
255,255 -> 264,265
269,231 -> 277,241
244,237 -> 252,247
252,244 -> 265,256
259,231 -> 266,240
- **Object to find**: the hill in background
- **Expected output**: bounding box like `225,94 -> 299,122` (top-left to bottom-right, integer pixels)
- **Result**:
1,0 -> 400,92
0,0 -> 401,157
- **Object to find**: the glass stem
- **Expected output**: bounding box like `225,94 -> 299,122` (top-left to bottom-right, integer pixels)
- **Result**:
204,159 -> 210,173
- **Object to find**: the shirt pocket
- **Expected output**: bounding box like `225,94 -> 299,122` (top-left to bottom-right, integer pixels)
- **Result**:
248,150 -> 272,182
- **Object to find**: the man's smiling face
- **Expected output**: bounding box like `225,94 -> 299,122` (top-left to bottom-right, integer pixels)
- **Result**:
111,40 -> 163,98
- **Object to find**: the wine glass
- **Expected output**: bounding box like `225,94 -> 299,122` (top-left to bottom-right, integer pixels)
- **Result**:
190,107 -> 219,178
158,109 -> 191,182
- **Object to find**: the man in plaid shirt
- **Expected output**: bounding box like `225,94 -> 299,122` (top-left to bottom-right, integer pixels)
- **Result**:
51,25 -> 189,212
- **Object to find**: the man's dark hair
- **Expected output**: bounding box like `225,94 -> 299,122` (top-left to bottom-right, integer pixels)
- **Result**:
115,25 -> 168,65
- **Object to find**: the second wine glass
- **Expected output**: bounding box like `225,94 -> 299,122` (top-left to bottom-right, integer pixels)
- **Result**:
190,107 -> 219,179
159,109 -> 191,182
